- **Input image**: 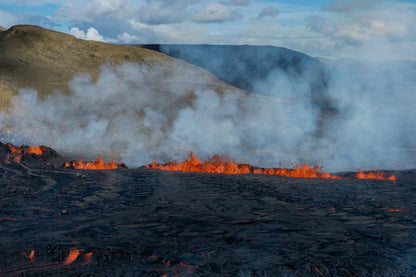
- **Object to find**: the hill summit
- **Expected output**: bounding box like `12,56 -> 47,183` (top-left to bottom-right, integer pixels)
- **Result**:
0,25 -> 239,109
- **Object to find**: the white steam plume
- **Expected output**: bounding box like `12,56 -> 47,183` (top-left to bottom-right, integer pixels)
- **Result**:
0,60 -> 415,171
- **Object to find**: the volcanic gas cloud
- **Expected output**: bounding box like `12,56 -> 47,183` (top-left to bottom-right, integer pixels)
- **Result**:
1,58 -> 415,173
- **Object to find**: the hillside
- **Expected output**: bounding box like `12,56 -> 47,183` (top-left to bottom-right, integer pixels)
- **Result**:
0,25 -> 241,109
140,44 -> 335,112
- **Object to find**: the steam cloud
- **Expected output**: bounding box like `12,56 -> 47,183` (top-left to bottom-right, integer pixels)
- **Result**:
0,59 -> 415,171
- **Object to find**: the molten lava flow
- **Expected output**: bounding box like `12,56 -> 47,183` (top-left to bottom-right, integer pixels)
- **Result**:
23,250 -> 35,261
64,157 -> 122,170
8,144 -> 47,155
12,145 -> 45,155
27,146 -> 45,155
28,250 -> 35,261
83,252 -> 93,265
61,248 -> 81,265
0,247 -> 92,276
145,152 -> 341,179
355,170 -> 396,182
4,143 -> 48,163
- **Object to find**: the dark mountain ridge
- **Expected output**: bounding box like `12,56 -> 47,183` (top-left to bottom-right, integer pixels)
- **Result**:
140,44 -> 336,112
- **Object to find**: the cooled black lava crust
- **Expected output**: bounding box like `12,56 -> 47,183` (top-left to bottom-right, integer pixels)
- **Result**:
0,156 -> 415,276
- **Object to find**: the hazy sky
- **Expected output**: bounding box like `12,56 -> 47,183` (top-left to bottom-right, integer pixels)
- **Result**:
0,0 -> 415,59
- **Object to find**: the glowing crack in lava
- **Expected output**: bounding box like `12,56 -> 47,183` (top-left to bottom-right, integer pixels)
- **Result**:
64,157 -> 123,170
23,250 -> 35,261
145,152 -> 342,179
355,170 -> 396,182
83,252 -> 93,265
0,248 -> 91,276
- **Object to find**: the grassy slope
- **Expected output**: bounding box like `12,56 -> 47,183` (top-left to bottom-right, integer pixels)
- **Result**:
0,25 -> 241,109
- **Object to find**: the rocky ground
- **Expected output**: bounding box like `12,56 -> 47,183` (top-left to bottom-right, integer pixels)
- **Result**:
0,145 -> 415,276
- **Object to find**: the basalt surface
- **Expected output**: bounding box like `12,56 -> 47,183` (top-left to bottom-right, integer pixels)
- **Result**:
0,145 -> 415,276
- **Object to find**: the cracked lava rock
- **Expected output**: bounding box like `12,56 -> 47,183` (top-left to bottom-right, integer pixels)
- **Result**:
0,143 -> 415,276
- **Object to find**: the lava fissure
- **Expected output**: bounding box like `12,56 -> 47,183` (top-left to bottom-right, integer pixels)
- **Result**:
145,152 -> 342,179
0,248 -> 90,276
63,157 -> 125,170
145,152 -> 397,181
355,170 -> 397,182
1,142 -> 397,180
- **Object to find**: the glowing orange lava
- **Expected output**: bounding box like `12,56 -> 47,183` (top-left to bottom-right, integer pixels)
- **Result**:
145,152 -> 342,179
83,252 -> 93,264
4,143 -> 48,163
64,157 -> 122,170
28,250 -> 35,261
355,170 -> 396,182
61,248 -> 80,265
23,250 -> 35,261
7,144 -> 47,155
0,247 -> 92,276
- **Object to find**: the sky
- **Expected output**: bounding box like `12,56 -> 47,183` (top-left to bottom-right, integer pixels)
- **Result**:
0,0 -> 415,60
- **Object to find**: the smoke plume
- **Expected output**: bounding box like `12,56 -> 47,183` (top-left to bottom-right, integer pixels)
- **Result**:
0,58 -> 415,171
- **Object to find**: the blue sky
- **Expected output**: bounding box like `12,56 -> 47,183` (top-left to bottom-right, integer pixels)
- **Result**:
0,0 -> 415,60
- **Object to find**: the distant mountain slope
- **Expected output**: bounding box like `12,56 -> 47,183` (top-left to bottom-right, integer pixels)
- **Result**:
0,25 -> 241,109
140,44 -> 335,112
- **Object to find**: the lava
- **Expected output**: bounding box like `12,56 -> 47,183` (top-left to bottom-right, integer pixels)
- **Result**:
3,143 -> 49,163
64,157 -> 123,170
355,170 -> 396,182
0,248 -> 91,276
61,248 -> 80,265
7,144 -> 47,156
145,152 -> 342,179
83,253 -> 93,265
23,250 -> 35,261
